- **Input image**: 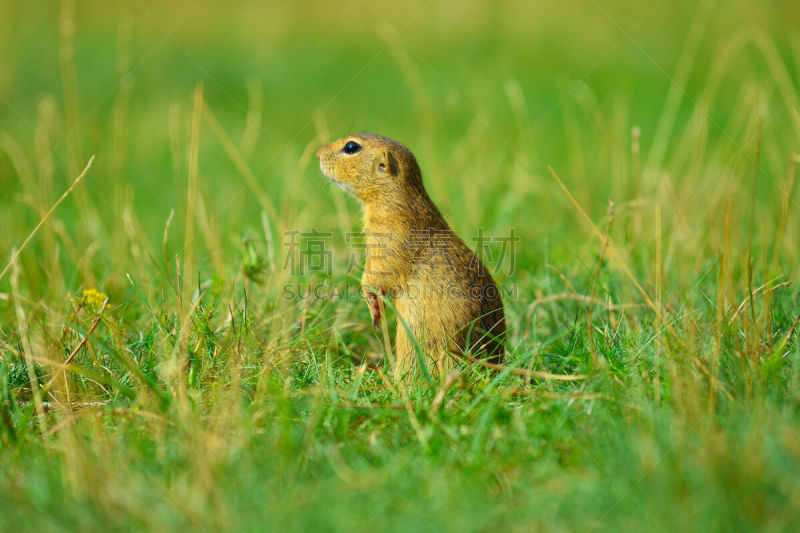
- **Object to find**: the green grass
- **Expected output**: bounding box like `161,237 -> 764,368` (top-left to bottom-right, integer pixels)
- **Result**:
2,0 -> 800,530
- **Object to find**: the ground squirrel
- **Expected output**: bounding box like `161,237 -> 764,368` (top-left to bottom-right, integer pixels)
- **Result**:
317,134 -> 505,374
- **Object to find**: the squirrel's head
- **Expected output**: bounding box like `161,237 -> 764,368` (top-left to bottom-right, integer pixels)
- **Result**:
316,134 -> 425,204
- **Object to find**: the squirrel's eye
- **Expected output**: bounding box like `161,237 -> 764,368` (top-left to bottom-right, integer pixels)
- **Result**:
342,141 -> 362,154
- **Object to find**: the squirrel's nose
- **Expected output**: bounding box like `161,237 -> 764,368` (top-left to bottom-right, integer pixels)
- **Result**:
316,147 -> 323,160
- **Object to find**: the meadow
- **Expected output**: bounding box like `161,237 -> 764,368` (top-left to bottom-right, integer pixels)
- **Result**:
1,0 -> 800,530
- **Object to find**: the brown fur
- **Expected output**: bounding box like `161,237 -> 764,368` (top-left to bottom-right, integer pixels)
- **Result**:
317,134 -> 505,374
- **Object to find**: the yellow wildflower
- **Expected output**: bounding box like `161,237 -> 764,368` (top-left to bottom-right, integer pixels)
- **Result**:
81,288 -> 108,310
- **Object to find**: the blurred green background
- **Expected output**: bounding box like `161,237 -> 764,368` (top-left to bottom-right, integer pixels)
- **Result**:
2,1 -> 800,531
2,0 -> 798,250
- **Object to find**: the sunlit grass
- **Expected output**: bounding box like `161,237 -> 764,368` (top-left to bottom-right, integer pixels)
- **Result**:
1,0 -> 800,530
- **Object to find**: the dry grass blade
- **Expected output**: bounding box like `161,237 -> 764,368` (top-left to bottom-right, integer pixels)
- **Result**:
202,100 -> 278,221
336,402 -> 405,411
0,155 -> 95,282
525,292 -> 644,319
431,369 -> 463,416
42,298 -> 110,397
547,165 -> 660,318
775,311 -> 800,353
451,350 -> 588,381
730,279 -> 791,321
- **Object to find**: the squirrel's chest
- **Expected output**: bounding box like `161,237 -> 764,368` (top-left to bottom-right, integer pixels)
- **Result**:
365,232 -> 414,266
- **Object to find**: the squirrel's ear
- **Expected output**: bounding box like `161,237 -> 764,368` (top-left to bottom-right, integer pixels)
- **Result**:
377,150 -> 398,176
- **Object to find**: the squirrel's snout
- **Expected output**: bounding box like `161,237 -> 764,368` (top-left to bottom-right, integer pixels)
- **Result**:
316,147 -> 323,160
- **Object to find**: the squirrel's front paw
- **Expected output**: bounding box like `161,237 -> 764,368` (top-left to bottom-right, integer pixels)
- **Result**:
365,289 -> 385,329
